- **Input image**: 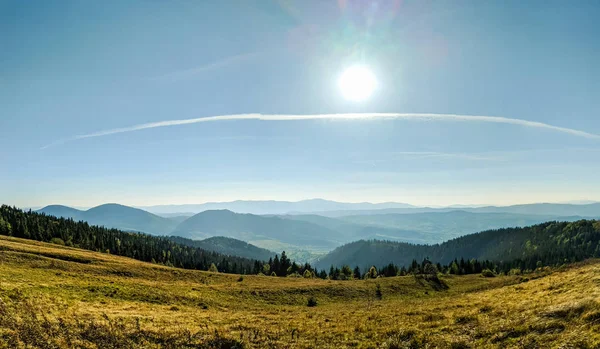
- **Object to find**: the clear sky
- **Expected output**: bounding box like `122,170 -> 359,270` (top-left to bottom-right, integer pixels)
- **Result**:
1,0 -> 600,208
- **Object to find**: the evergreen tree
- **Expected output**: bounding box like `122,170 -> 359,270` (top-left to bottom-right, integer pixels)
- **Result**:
367,266 -> 378,279
208,263 -> 218,273
272,255 -> 281,276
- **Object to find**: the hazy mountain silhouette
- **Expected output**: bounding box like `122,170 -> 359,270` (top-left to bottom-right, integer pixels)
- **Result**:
140,199 -> 416,215
173,209 -> 344,250
38,203 -> 177,235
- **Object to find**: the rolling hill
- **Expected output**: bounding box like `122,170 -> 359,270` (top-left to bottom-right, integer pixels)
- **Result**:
2,233 -> 600,348
315,219 -> 600,270
36,202 -> 600,258
38,203 -> 178,235
169,236 -> 275,261
36,204 -> 84,220
172,209 -> 345,251
278,214 -> 433,244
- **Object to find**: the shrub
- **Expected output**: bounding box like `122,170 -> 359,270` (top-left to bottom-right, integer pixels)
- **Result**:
50,237 -> 65,245
508,268 -> 522,275
307,297 -> 317,307
481,269 -> 495,277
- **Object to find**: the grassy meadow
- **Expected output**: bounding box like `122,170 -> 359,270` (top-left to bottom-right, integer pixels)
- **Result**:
0,235 -> 599,348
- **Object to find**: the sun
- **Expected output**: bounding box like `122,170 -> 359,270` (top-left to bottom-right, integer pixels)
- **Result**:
337,65 -> 377,102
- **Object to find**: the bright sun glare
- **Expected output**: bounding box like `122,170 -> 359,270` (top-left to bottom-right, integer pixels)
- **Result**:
338,65 -> 377,102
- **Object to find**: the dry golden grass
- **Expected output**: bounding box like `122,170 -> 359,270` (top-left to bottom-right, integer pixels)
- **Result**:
1,235 -> 599,348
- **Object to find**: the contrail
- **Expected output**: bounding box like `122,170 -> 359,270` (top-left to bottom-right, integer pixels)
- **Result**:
41,113 -> 600,149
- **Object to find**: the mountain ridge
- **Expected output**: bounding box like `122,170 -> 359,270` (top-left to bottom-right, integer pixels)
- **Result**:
38,203 -> 177,235
315,219 -> 600,270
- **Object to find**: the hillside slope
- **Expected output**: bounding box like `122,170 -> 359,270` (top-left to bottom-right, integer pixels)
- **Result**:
2,205 -> 261,274
316,220 -> 600,269
1,235 -> 599,348
169,235 -> 275,261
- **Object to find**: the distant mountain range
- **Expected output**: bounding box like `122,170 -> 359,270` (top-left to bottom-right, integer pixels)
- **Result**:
37,202 -> 600,263
137,199 -> 416,215
303,203 -> 600,217
172,210 -> 345,251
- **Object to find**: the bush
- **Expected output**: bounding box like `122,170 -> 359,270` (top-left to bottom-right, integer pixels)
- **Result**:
481,269 -> 495,277
307,297 -> 317,307
509,268 -> 522,275
50,237 -> 65,245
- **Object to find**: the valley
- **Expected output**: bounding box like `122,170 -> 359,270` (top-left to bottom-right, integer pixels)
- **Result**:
36,201 -> 599,263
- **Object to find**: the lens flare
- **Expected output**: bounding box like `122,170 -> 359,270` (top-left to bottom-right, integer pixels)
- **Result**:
338,65 -> 377,102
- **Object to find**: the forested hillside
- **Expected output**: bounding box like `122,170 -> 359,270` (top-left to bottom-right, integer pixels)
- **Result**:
0,205 -> 260,274
169,236 -> 275,261
316,220 -> 600,271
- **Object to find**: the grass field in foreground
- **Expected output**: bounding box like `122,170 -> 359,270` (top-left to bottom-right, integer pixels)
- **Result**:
0,235 -> 599,348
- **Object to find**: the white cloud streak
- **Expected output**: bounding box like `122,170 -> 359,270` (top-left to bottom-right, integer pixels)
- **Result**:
41,113 -> 600,149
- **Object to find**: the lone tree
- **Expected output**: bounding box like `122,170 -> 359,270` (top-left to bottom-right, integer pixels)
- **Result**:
208,263 -> 218,273
367,266 -> 378,279
340,265 -> 353,280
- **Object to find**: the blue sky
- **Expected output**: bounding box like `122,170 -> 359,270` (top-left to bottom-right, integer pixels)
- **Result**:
1,0 -> 600,208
